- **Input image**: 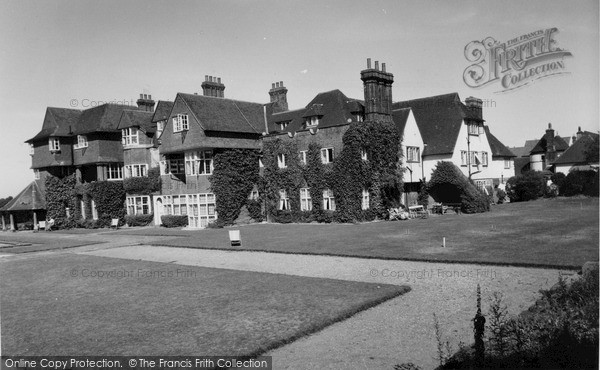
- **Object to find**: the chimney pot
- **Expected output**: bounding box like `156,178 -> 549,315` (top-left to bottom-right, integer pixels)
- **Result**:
139,94 -> 143,99
375,61 -> 379,70
367,58 -> 371,69
217,77 -> 221,84
205,75 -> 208,81
548,123 -> 552,129
578,126 -> 582,132
149,95 -> 152,100
272,83 -> 275,89
382,63 -> 386,72
280,81 -> 283,86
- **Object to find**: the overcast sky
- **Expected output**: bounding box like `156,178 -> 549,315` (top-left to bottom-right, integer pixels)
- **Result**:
0,0 -> 598,198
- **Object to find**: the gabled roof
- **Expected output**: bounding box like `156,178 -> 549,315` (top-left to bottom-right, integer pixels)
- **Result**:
508,139 -> 538,157
0,180 -> 45,212
178,93 -> 265,134
73,104 -> 141,135
530,132 -> 569,154
392,93 -> 465,156
553,131 -> 599,165
118,110 -> 155,134
152,101 -> 174,123
484,126 -> 516,158
26,107 -> 81,142
268,89 -> 363,134
392,108 -> 411,136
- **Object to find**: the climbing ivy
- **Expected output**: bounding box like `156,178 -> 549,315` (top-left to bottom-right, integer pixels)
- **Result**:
261,138 -> 303,216
209,148 -> 260,225
45,174 -> 78,229
304,142 -> 329,212
123,167 -> 161,195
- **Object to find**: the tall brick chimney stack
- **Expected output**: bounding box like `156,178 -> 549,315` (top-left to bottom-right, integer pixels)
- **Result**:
545,123 -> 556,166
465,96 -> 483,121
360,58 -> 394,122
201,76 -> 225,98
136,93 -> 155,112
576,126 -> 583,140
269,81 -> 288,113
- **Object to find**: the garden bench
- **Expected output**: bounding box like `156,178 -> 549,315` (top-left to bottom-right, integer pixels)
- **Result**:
110,218 -> 119,229
229,230 -> 241,246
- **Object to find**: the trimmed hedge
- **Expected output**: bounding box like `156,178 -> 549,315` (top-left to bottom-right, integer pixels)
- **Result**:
562,170 -> 599,197
506,171 -> 545,202
125,214 -> 154,227
160,215 -> 188,228
427,161 -> 489,213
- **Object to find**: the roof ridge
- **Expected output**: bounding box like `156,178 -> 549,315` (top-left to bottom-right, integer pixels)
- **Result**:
233,101 -> 259,133
178,92 -> 263,106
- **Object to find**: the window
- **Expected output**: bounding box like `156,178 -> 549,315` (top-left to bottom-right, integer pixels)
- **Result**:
355,114 -> 364,122
125,164 -> 148,178
185,150 -> 213,175
300,188 -> 312,211
49,138 -> 60,152
362,189 -> 370,210
156,121 -> 164,134
475,180 -> 487,191
407,146 -> 420,163
504,159 -> 511,169
361,148 -> 368,161
305,116 -> 319,128
249,189 -> 259,200
122,127 -> 139,146
173,114 -> 189,132
172,195 -> 188,215
468,123 -> 479,135
127,196 -> 151,215
277,153 -> 286,168
29,144 -> 34,155
80,200 -> 86,219
34,169 -> 40,180
74,135 -> 88,149
278,121 -> 289,131
323,189 -> 336,211
482,152 -> 488,166
278,189 -> 289,210
168,157 -> 185,175
461,151 -> 468,166
470,151 -> 481,167
187,193 -> 217,228
320,148 -> 334,164
259,158 -> 264,168
300,151 -> 307,165
91,199 -> 98,220
107,164 -> 123,180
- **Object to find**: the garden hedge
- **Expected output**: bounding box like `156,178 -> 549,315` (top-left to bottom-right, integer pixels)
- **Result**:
427,161 -> 489,213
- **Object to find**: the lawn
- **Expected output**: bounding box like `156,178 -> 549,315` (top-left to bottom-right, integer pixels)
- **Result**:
0,254 -> 408,356
127,197 -> 599,269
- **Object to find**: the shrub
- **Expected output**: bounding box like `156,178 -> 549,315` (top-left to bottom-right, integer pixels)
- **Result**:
427,161 -> 489,213
417,179 -> 429,208
562,170 -> 599,197
550,172 -> 567,194
496,188 -> 506,204
506,171 -> 545,202
125,214 -> 154,227
160,215 -> 188,228
313,209 -> 334,223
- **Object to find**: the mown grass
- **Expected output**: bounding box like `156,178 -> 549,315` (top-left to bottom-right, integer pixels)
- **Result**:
0,254 -> 408,356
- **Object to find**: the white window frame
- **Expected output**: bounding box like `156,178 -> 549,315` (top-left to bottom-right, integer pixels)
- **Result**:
320,148 -> 334,164
125,164 -> 148,178
355,114 -> 364,122
504,159 -> 511,169
300,151 -> 307,165
277,153 -> 286,169
29,143 -> 34,155
323,189 -> 336,211
173,114 -> 189,132
91,199 -> 98,220
361,148 -> 368,161
278,189 -> 289,210
362,189 -> 370,210
306,116 -> 319,128
34,169 -> 40,180
468,123 -> 479,135
278,122 -> 289,131
187,193 -> 217,228
127,196 -> 151,215
74,135 -> 88,149
80,200 -> 86,219
482,152 -> 489,167
461,151 -> 468,166
249,189 -> 259,200
300,188 -> 312,211
49,138 -> 60,152
407,146 -> 420,163
185,150 -> 213,176
168,157 -> 185,175
107,164 -> 123,180
122,127 -> 139,146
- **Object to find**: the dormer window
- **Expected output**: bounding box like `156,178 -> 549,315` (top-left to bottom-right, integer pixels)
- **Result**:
74,135 -> 88,149
173,114 -> 189,132
278,121 -> 290,131
277,153 -> 286,168
305,116 -> 319,128
468,123 -> 479,135
122,127 -> 139,146
355,114 -> 364,122
49,138 -> 60,152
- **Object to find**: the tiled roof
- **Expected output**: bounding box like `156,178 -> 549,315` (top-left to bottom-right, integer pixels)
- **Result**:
513,157 -> 531,174
530,132 -> 569,154
179,93 -> 265,134
484,126 -> 516,158
152,101 -> 174,123
73,104 -> 141,135
393,93 -> 465,156
118,110 -> 156,134
508,139 -> 538,157
269,90 -> 363,134
553,131 -> 599,165
26,107 -> 81,142
391,108 -> 411,135
0,180 -> 45,212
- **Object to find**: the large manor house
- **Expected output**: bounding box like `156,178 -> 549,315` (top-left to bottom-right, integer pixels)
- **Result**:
4,59 -> 594,228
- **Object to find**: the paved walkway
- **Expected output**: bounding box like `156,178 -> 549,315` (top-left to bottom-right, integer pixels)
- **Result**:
81,245 -> 573,369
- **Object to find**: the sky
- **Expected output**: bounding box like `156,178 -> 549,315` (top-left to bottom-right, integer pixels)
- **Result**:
0,0 -> 598,198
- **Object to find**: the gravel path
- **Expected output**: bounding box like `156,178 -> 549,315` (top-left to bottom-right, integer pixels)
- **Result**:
81,245 -> 574,370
